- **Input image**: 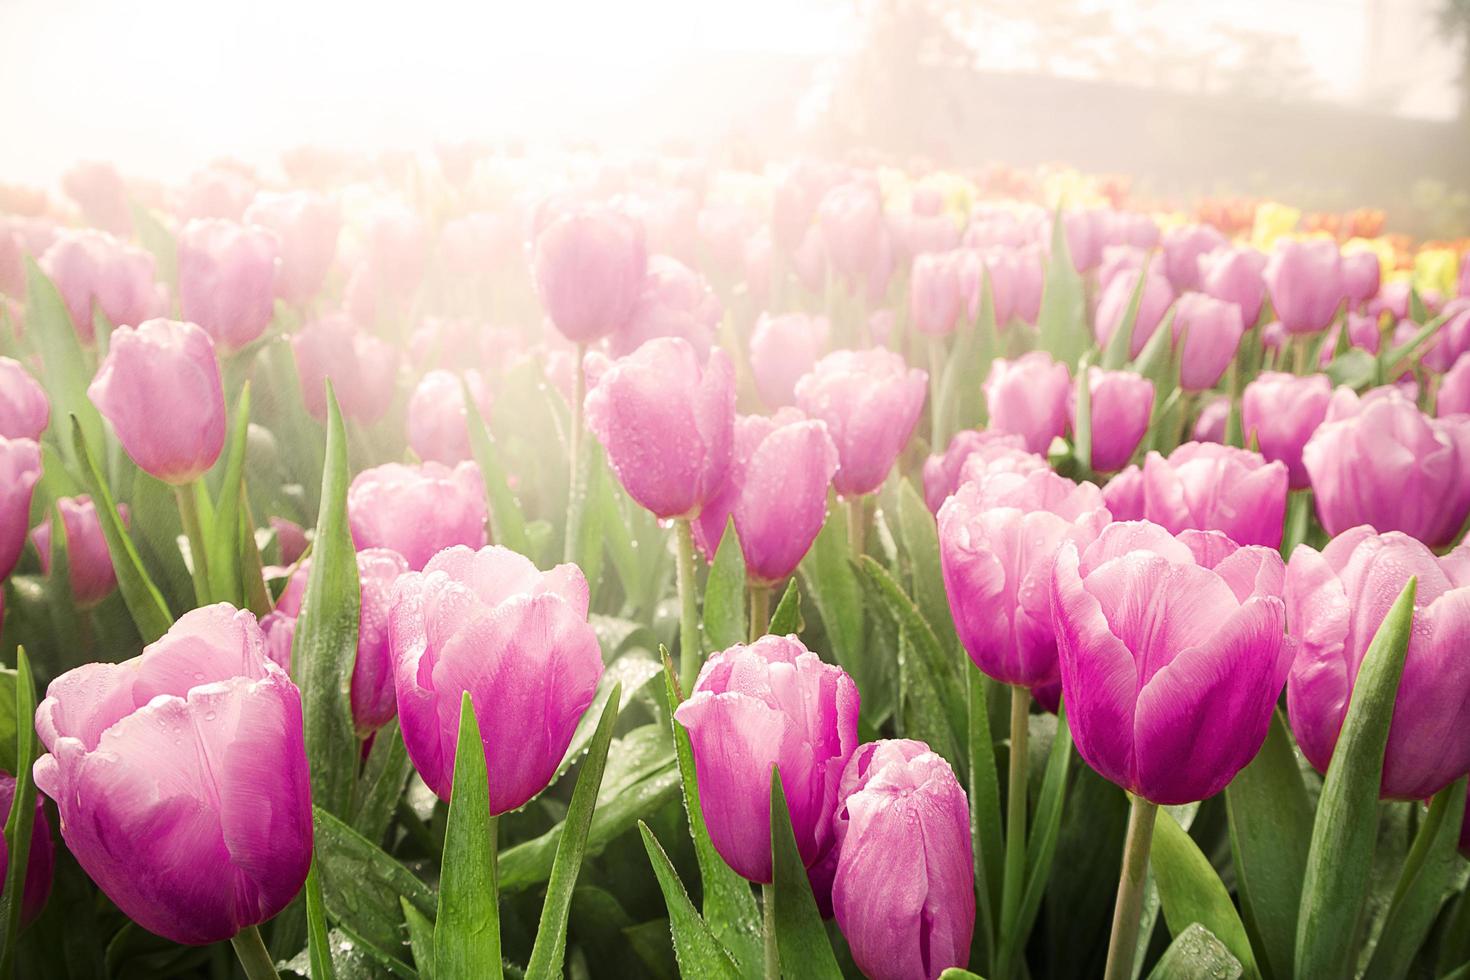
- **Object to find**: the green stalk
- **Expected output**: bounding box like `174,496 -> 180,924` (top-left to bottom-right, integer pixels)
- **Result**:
929,336 -> 947,448
997,684 -> 1031,977
675,518 -> 702,694
762,881 -> 779,979
174,481 -> 211,604
229,924 -> 281,980
749,583 -> 772,642
563,342 -> 588,563
1102,796 -> 1160,980
845,496 -> 866,560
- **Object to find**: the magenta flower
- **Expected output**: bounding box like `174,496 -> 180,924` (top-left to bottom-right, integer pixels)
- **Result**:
1341,250 -> 1382,307
831,740 -> 974,980
533,206 -> 647,344
1423,301 -> 1470,374
611,255 -> 722,358
40,230 -> 161,343
910,250 -> 965,337
0,356 -> 48,440
0,436 -> 41,580
1161,224 -> 1227,292
1141,442 -> 1288,547
818,178 -> 893,299
291,313 -> 399,425
1094,270 -> 1175,359
796,348 -> 927,498
1075,367 -> 1154,473
88,318 -> 226,485
1052,521 -> 1291,804
1440,353 -> 1470,417
1241,371 -> 1332,488
984,351 -> 1071,455
1266,239 -> 1345,335
177,219 -> 279,351
1198,246 -> 1268,326
31,496 -> 126,606
33,604 -> 313,945
673,635 -> 860,882
388,546 -> 603,811
0,771 -> 52,925
1286,527 -> 1470,800
348,461 -> 486,571
1172,292 -> 1245,392
1101,465 -> 1145,521
922,428 -> 1042,514
749,313 -> 829,409
407,369 -> 492,465
243,190 -> 341,306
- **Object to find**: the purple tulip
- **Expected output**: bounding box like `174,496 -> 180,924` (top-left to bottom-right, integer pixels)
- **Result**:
177,219 -> 279,351
1423,300 -> 1470,374
0,356 -> 48,440
984,352 -> 1071,455
31,496 -> 125,606
1286,527 -> 1470,800
389,546 -> 602,810
922,429 -> 1042,514
585,337 -> 735,519
533,205 -> 647,344
910,250 -> 965,337
407,369 -> 492,465
1302,386 -> 1470,547
40,230 -> 161,344
796,348 -> 927,498
693,410 -> 839,585
1341,250 -> 1381,307
1172,292 -> 1245,391
88,318 -> 226,485
291,313 -> 399,425
1101,465 -> 1145,521
749,313 -> 829,409
1161,224 -> 1227,292
1266,239 -> 1345,335
1052,521 -> 1291,804
832,740 -> 974,980
1094,270 -> 1175,359
33,604 -> 313,945
611,255 -> 721,358
939,468 -> 1110,689
1140,442 -> 1288,547
1074,367 -> 1153,473
673,634 -> 860,882
348,461 -> 487,571
818,178 -> 893,299
0,771 -> 52,925
1440,353 -> 1470,417
1241,372 -> 1332,488
1198,246 -> 1268,326
0,436 -> 40,580
243,190 -> 341,306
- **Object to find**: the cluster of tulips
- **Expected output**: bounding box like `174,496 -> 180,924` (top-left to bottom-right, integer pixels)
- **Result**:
0,150 -> 1468,980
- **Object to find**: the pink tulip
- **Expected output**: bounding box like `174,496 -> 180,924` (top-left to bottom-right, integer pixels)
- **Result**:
773,160 -> 842,253
1172,292 -> 1245,392
1341,250 -> 1381,307
1060,208 -> 1106,272
270,517 -> 308,566
177,219 -> 279,351
1192,396 -> 1230,444
693,410 -> 840,584
922,429 -> 1042,514
389,546 -> 603,810
40,230 -> 160,344
1241,372 -> 1332,488
1140,442 -> 1288,548
910,251 -> 965,337
1423,301 -> 1470,374
1108,212 -> 1161,250
818,178 -> 893,299
1266,239 -> 1345,335
407,369 -> 492,465
749,313 -> 829,409
88,319 -> 225,485
345,203 -> 427,323
178,166 -> 256,222
1052,521 -> 1290,804
939,468 -> 1110,689
348,461 -> 486,571
610,255 -> 721,358
832,740 -> 974,980
0,356 -> 48,440
1074,367 -> 1153,472
33,604 -> 313,945
0,771 -> 53,925
243,190 -> 341,305
291,313 -> 399,425
533,206 -> 647,344
1161,224 -> 1227,292
585,338 -> 735,520
438,211 -> 520,283
1440,352 -> 1470,417
0,437 -> 41,580
31,496 -> 125,606
983,352 -> 1071,455
1286,527 -> 1470,800
796,348 -> 927,498
1101,465 -> 1145,521
1094,270 -> 1175,359
1199,246 -> 1268,326
60,161 -> 131,234
673,634 -> 860,882
1098,245 -> 1148,293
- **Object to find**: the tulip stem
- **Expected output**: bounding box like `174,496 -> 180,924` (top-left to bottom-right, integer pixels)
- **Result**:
749,584 -> 771,641
564,343 -> 587,564
230,924 -> 281,980
675,518 -> 702,693
929,337 -> 947,448
1102,795 -> 1159,980
997,685 -> 1031,977
174,481 -> 212,605
762,881 -> 779,979
845,496 -> 865,559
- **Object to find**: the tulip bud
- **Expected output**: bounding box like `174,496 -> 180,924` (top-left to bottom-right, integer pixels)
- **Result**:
1098,245 -> 1147,293
673,634 -> 860,882
922,429 -> 1042,514
291,313 -> 399,425
0,771 -> 52,925
693,411 -> 840,584
61,161 -> 131,235
1052,521 -> 1290,804
1422,301 -> 1470,374
88,319 -> 225,485
389,546 -> 603,810
31,496 -> 126,606
818,179 -> 892,297
269,517 -> 308,566
1266,239 -> 1345,335
1341,250 -> 1381,307
1101,464 -> 1145,521
533,206 -> 647,344
1061,208 -> 1105,272
33,604 -> 313,944
347,461 -> 487,571
407,369 -> 492,465
178,166 -> 256,222
831,740 -> 974,980
1198,245 -> 1268,326
939,468 -> 1110,689
749,313 -> 829,409
1094,270 -> 1175,359
585,338 -> 735,520
1141,442 -> 1288,547
40,230 -> 161,344
243,190 -> 341,306
1172,292 -> 1245,392
0,356 -> 48,440
983,352 -> 1071,455
176,219 -> 279,351
1241,372 -> 1331,488
796,348 -> 927,497
0,437 -> 41,580
1286,527 -> 1470,800
1161,224 -> 1227,292
611,255 -> 721,358
1440,352 -> 1470,417
1074,367 -> 1153,472
910,251 -> 964,337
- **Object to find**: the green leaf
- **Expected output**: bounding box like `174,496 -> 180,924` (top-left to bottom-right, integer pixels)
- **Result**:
130,202 -> 178,288
704,519 -> 747,652
1295,578 -> 1417,979
1073,358 -> 1095,472
304,860 -> 337,980
25,259 -> 103,472
70,416 -> 173,643
329,920 -> 417,979
293,385 -> 361,818
464,381 -> 531,556
767,578 -> 802,636
1146,923 -> 1244,980
1325,348 -> 1378,390
1381,310 -> 1449,377
436,692 -> 502,980
0,672 -> 18,776
1133,308 -> 1180,396
402,897 -> 437,980
0,648 -> 37,975
350,718 -> 414,847
1014,702 -> 1073,946
313,807 -> 436,953
939,971 -> 987,980
1037,209 -> 1088,366
1225,710 -> 1311,980
770,769 -> 843,980
894,478 -> 957,657
238,491 -> 273,618
967,667 -> 1003,967
524,685 -> 622,980
1100,256 -> 1151,370
206,383 -> 251,606
638,822 -> 742,979
1409,286 -> 1428,325
1151,807 -> 1260,980
799,497 -> 871,698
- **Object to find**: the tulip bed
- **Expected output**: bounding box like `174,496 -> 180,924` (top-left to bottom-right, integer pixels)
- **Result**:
0,158 -> 1468,980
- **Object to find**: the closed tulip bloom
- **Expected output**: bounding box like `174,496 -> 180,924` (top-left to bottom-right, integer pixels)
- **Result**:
291,313 -> 399,424
1193,396 -> 1230,443
1052,521 -> 1291,804
533,206 -> 647,344
922,428 -> 1040,514
1302,387 -> 1470,547
243,190 -> 340,305
31,496 -> 125,606
0,771 -> 53,925
832,740 -> 974,980
1286,527 -> 1470,799
910,251 -> 964,337
0,437 -> 41,579
586,337 -> 735,519
939,468 -> 1110,689
177,219 -> 279,351
1342,250 -> 1382,307
0,356 -> 48,440
673,634 -> 860,882
270,517 -> 308,566
33,604 -> 313,945
40,230 -> 161,343
1266,239 -> 1345,335
694,411 -> 839,584
88,319 -> 225,485
1241,372 -> 1332,488
1161,224 -> 1227,292
796,348 -> 927,497
1141,443 -> 1288,547
1198,246 -> 1268,325
178,166 -> 256,222
1172,292 -> 1245,391
1076,368 -> 1154,473
1440,353 -> 1470,417
1422,301 -> 1470,374
1094,270 -> 1175,358
749,313 -> 829,408
1061,208 -> 1106,272
60,161 -> 132,235
389,546 -> 602,810
348,461 -> 486,571
611,255 -> 722,358
1098,245 -> 1148,293
818,178 -> 890,292
1102,464 -> 1145,521
407,369 -> 492,465
984,352 -> 1071,455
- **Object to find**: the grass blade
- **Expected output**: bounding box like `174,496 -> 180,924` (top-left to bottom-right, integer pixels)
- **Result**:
435,692 -> 501,979
703,519 -> 746,652
0,648 -> 37,975
770,768 -> 843,980
638,822 -> 742,979
1152,807 -> 1260,979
